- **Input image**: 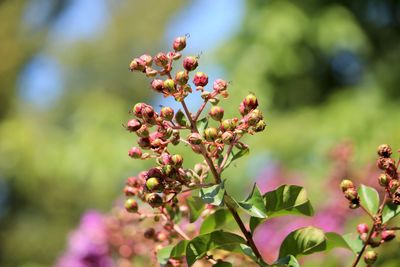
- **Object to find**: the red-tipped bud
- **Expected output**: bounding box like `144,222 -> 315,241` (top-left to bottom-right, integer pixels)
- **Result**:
133,103 -> 146,117
183,56 -> 198,71
377,144 -> 392,158
357,223 -> 369,234
171,154 -> 183,167
193,72 -> 209,87
220,119 -> 237,132
204,127 -> 219,141
248,109 -> 263,126
163,79 -> 176,93
125,198 -> 138,213
151,79 -> 164,92
254,120 -> 266,132
340,179 -> 354,192
139,54 -> 153,66
213,79 -> 228,92
126,119 -> 142,132
160,106 -> 174,121
146,177 -> 163,192
124,186 -> 136,196
381,230 -> 396,242
188,133 -> 203,145
154,52 -> 169,67
344,188 -> 358,201
221,131 -> 234,144
175,70 -> 189,85
145,193 -> 163,208
129,58 -> 146,72
243,94 -> 258,111
378,173 -> 389,187
364,250 -> 378,265
173,36 -> 187,51
209,106 -> 224,121
128,147 -> 142,158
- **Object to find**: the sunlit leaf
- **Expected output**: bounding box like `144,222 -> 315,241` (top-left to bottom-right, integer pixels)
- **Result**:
342,233 -> 363,255
237,184 -> 267,218
382,202 -> 400,223
199,181 -> 225,206
186,196 -> 205,223
200,209 -> 234,234
358,184 -> 379,214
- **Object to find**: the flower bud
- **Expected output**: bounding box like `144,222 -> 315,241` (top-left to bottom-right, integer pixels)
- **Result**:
344,188 -> 358,201
145,68 -> 157,77
175,70 -> 189,85
204,127 -> 219,141
220,119 -> 237,132
389,179 -> 400,194
193,72 -> 209,87
126,119 -> 142,132
209,106 -> 224,121
163,79 -> 176,93
139,54 -> 153,66
136,125 -> 149,138
254,120 -> 266,132
154,52 -> 169,67
364,250 -> 378,265
146,177 -> 163,192
183,56 -> 198,71
162,164 -> 174,177
377,157 -> 395,170
381,230 -> 396,242
142,105 -> 155,119
187,133 -> 202,145
243,93 -> 258,111
151,79 -> 164,92
160,106 -> 174,121
125,198 -> 138,213
174,109 -> 187,126
340,179 -> 354,192
145,193 -> 163,208
128,147 -> 142,158
144,228 -> 155,239
133,103 -> 145,117
357,223 -> 369,234
124,186 -> 136,196
173,36 -> 186,51
129,58 -> 146,72
378,173 -> 389,187
377,144 -> 392,158
248,109 -> 263,126
221,131 -> 234,144
171,154 -> 183,167
213,79 -> 227,92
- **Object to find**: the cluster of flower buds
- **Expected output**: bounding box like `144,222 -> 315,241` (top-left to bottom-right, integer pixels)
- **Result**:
340,179 -> 360,209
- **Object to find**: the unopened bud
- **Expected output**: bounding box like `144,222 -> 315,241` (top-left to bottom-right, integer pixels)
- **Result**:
145,193 -> 163,208
243,93 -> 258,111
151,79 -> 164,92
173,36 -> 186,51
124,186 -> 136,196
221,131 -> 234,144
213,79 -> 228,92
220,119 -> 237,132
125,198 -> 138,213
378,173 -> 389,187
389,179 -> 400,194
193,72 -> 209,87
381,230 -> 396,242
128,147 -> 142,158
248,109 -> 263,126
163,79 -> 176,93
171,154 -> 183,167
126,119 -> 142,132
129,58 -> 146,72
146,177 -> 163,192
154,52 -> 169,67
364,250 -> 378,265
188,133 -> 203,145
137,137 -> 151,149
139,54 -> 153,66
160,106 -> 174,121
201,91 -> 211,99
175,70 -> 189,85
133,103 -> 145,117
183,56 -> 198,71
357,223 -> 369,234
254,120 -> 266,132
204,127 -> 219,141
209,106 -> 224,121
344,188 -> 358,201
340,179 -> 354,192
377,144 -> 392,158
136,125 -> 149,138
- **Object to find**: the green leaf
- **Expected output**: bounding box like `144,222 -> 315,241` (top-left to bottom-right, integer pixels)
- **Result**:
358,184 -> 379,214
186,230 -> 246,267
273,255 -> 300,267
342,233 -> 363,255
196,117 -> 209,135
186,196 -> 205,223
199,181 -> 225,206
237,184 -> 267,218
222,147 -> 250,170
157,245 -> 174,265
250,185 -> 314,232
382,202 -> 400,223
200,209 -> 234,234
325,232 -> 352,251
213,261 -> 233,267
278,226 -> 326,258
170,240 -> 190,258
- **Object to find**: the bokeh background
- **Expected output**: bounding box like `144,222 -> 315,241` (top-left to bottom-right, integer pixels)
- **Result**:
1,0 -> 400,266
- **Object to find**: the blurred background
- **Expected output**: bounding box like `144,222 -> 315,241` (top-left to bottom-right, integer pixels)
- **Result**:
1,0 -> 400,266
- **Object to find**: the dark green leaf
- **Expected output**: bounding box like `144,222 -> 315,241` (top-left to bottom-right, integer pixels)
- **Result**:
325,232 -> 352,251
358,184 -> 379,214
278,226 -> 326,258
196,117 -> 209,135
186,196 -> 205,223
382,202 -> 400,223
213,261 -> 233,267
186,230 -> 246,267
250,185 -> 314,232
237,184 -> 267,218
170,240 -> 189,258
200,209 -> 234,234
199,181 -> 225,206
342,233 -> 363,255
222,147 -> 250,170
273,255 -> 300,267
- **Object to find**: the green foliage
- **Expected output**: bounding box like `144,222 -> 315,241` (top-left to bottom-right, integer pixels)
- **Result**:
196,117 -> 209,135
358,184 -> 380,214
186,196 -> 205,223
199,181 -> 226,206
342,233 -> 364,255
382,203 -> 400,223
200,209 -> 234,234
237,184 -> 267,218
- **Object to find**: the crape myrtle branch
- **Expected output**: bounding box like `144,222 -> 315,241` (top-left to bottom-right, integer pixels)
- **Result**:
340,144 -> 400,267
123,35 -> 267,265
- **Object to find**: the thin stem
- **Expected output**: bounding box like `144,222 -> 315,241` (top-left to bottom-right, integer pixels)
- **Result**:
218,136 -> 238,172
194,100 -> 208,121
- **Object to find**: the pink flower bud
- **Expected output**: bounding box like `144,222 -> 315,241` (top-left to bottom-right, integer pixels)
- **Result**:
193,72 -> 209,87
125,198 -> 138,213
209,106 -> 224,121
160,106 -> 174,121
188,133 -> 203,145
123,186 -> 136,196
242,93 -> 258,111
132,103 -> 146,117
139,54 -> 153,66
154,52 -> 169,67
175,70 -> 189,85
173,36 -> 187,51
357,223 -> 369,234
136,125 -> 149,138
128,147 -> 142,158
213,79 -> 228,92
126,119 -> 142,132
151,79 -> 164,92
129,58 -> 146,72
381,230 -> 396,242
183,56 -> 198,71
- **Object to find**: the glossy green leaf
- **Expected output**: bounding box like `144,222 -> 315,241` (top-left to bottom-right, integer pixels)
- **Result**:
250,185 -> 314,232
200,209 -> 234,234
382,202 -> 400,223
186,230 -> 246,267
278,226 -> 326,258
186,196 -> 205,223
157,245 -> 174,265
342,233 -> 363,255
170,240 -> 190,258
358,184 -> 379,214
237,184 -> 267,218
273,255 -> 300,267
222,147 -> 250,170
325,232 -> 351,251
199,181 -> 225,206
196,117 -> 209,135
213,261 -> 233,267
